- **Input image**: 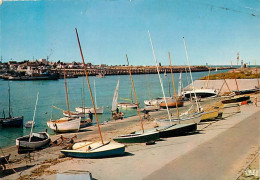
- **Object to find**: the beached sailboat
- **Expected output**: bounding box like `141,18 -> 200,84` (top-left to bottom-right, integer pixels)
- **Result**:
16,93 -> 51,154
60,28 -> 125,158
113,54 -> 160,143
75,80 -> 104,114
117,82 -> 138,109
0,82 -> 23,127
47,68 -> 81,133
134,33 -> 197,138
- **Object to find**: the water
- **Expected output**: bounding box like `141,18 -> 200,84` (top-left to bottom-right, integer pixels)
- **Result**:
0,69 -> 229,148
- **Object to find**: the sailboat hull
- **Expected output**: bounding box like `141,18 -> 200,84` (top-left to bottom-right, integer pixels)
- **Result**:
60,141 -> 125,158
183,89 -> 218,98
113,131 -> 160,143
16,132 -> 51,154
221,95 -> 250,104
47,118 -> 81,133
0,116 -> 24,127
75,107 -> 104,114
160,100 -> 184,108
117,103 -> 138,109
134,123 -> 197,138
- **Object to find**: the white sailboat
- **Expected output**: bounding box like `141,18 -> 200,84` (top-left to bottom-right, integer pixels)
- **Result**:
75,80 -> 104,114
47,68 -> 81,133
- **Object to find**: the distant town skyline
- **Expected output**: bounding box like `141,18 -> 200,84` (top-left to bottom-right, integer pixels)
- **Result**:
0,0 -> 260,66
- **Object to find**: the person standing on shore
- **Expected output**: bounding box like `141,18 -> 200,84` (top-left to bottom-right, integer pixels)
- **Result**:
254,97 -> 258,107
89,111 -> 93,121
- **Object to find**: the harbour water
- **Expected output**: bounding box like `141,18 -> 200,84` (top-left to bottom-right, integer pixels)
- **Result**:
0,70 -> 228,148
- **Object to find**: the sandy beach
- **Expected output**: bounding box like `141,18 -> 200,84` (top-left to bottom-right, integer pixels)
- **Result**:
0,90 -> 259,179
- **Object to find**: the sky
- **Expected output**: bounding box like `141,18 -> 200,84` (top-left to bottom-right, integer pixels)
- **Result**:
0,0 -> 260,65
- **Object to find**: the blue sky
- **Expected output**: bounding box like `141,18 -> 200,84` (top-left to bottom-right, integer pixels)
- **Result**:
0,0 -> 259,65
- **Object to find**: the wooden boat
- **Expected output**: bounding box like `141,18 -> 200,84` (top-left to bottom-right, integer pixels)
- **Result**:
60,28 -> 125,158
221,95 -> 250,104
0,82 -> 23,127
201,110 -> 220,121
16,132 -> 51,154
0,153 -> 10,170
16,93 -> 51,154
61,141 -> 125,158
114,131 -> 160,143
96,72 -> 105,78
134,123 -> 197,138
160,98 -> 184,108
47,117 -> 81,133
144,97 -> 171,106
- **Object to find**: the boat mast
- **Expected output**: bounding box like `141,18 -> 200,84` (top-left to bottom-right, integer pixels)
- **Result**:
75,28 -> 104,144
184,62 -> 192,101
255,60 -> 260,88
94,80 -> 97,108
148,31 -> 172,124
168,52 -> 180,123
29,92 -> 39,142
178,72 -> 182,97
206,66 -> 211,88
8,81 -> 11,118
183,37 -> 200,112
126,54 -> 144,133
83,75 -> 85,114
64,67 -> 71,117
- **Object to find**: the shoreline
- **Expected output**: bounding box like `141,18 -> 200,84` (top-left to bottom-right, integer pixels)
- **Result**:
1,94 -> 259,179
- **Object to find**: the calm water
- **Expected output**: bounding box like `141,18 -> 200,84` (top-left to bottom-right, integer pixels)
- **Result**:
0,69 -> 229,148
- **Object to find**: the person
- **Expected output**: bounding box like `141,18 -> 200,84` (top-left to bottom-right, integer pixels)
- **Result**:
254,97 -> 258,107
143,109 -> 149,119
89,111 -> 93,121
116,107 -> 119,114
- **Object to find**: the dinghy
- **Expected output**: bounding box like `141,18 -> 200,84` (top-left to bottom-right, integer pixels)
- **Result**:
61,141 -> 125,158
47,117 -> 81,133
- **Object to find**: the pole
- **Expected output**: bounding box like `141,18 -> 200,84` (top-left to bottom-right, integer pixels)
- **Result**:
126,54 -> 144,133
29,92 -> 39,142
64,67 -> 71,117
148,30 -> 172,124
169,52 -> 180,123
183,37 -> 200,112
8,81 -> 11,118
75,28 -> 104,144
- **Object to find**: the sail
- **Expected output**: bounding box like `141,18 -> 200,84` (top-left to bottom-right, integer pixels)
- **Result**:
178,72 -> 182,97
112,79 -> 120,111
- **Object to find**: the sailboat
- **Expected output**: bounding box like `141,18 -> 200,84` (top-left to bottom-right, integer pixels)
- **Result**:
111,79 -> 124,120
155,37 -> 205,127
60,28 -> 125,158
113,54 -> 160,143
16,93 -> 51,154
47,68 -> 81,133
117,80 -> 138,109
0,81 -> 23,127
75,79 -> 104,114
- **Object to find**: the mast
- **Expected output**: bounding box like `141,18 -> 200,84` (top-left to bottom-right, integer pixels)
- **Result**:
178,72 -> 182,97
168,52 -> 180,123
29,92 -> 39,142
8,81 -> 11,118
255,60 -> 259,88
184,62 -> 192,101
83,75 -> 85,114
183,37 -> 200,112
75,28 -> 104,144
94,80 -> 97,108
64,67 -> 71,117
126,54 -> 144,133
206,66 -> 211,88
148,31 -> 172,124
